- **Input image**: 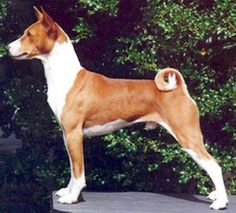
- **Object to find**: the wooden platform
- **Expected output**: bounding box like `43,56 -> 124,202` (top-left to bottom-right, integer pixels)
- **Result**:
52,191 -> 235,213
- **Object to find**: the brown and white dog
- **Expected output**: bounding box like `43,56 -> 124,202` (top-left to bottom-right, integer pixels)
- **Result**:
8,7 -> 228,209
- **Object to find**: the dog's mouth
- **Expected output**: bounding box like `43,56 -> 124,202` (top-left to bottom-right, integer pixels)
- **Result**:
11,52 -> 29,60
10,47 -> 39,60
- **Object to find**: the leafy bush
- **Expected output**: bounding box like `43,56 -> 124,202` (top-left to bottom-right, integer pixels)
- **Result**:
0,1 -> 235,206
0,0 -> 7,58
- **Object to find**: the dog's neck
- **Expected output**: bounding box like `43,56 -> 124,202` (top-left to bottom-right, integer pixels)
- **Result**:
39,39 -> 82,87
37,39 -> 83,119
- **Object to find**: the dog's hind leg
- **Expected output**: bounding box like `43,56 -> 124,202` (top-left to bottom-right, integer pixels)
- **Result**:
162,98 -> 228,210
183,146 -> 228,210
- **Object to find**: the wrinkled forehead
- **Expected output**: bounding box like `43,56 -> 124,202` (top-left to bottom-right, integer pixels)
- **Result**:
25,21 -> 44,33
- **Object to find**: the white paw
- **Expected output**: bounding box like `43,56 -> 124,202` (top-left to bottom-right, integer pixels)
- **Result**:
210,198 -> 229,210
55,187 -> 70,197
207,190 -> 218,201
57,193 -> 78,204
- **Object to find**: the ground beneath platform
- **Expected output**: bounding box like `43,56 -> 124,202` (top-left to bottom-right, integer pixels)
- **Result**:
52,191 -> 235,213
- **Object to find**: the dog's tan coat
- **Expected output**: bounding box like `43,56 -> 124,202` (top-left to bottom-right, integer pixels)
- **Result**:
8,7 -> 228,209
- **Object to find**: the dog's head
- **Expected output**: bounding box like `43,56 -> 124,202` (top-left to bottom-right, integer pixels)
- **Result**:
8,7 -> 67,60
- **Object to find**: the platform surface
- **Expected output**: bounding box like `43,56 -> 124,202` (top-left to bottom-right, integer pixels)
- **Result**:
52,191 -> 235,213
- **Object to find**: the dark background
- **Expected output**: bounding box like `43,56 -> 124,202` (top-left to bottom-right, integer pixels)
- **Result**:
0,0 -> 235,212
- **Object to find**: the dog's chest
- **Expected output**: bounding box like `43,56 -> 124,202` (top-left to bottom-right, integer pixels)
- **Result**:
47,88 -> 67,121
42,42 -> 82,122
44,70 -> 69,121
46,70 -> 78,122
44,67 -> 78,122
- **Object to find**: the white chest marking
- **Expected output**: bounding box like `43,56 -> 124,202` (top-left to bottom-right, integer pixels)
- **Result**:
38,40 -> 83,121
83,119 -> 138,137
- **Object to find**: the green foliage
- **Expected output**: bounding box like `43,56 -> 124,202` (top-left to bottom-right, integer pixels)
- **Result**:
76,0 -> 119,16
73,17 -> 94,42
0,0 -> 7,58
2,68 -> 60,139
0,2 -> 235,209
117,0 -> 235,72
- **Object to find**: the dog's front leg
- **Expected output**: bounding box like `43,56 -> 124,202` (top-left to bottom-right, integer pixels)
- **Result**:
56,133 -> 74,197
55,177 -> 73,197
57,125 -> 86,204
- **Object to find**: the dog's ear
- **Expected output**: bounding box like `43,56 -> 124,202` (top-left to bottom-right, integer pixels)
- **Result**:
40,7 -> 58,39
33,6 -> 43,21
40,7 -> 55,29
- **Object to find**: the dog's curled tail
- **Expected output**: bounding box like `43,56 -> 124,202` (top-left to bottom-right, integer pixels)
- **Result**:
154,68 -> 186,92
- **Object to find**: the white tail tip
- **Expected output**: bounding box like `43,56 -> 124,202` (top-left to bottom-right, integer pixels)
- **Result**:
167,73 -> 177,90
